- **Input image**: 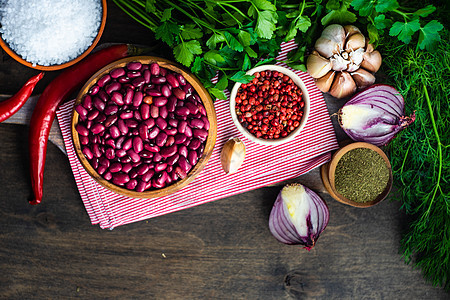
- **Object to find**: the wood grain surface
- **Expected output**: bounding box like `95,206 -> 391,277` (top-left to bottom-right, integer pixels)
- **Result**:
0,2 -> 448,299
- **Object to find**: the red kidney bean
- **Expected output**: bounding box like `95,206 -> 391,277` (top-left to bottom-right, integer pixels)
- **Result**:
198,103 -> 207,116
176,74 -> 187,86
158,106 -> 167,119
97,74 -> 111,87
109,162 -> 122,173
146,89 -> 162,97
154,96 -> 168,107
111,91 -> 124,105
134,110 -> 142,122
104,104 -> 118,116
117,119 -> 128,135
132,77 -> 145,88
80,135 -> 89,145
161,84 -> 171,97
91,158 -> 99,169
178,145 -> 188,158
167,96 -> 177,112
185,102 -> 199,115
174,133 -> 187,144
94,113 -> 106,124
166,73 -> 179,88
82,146 -> 94,160
129,170 -> 138,179
189,138 -> 201,151
143,69 -> 151,84
82,95 -> 93,110
122,162 -> 132,173
150,63 -> 160,76
89,85 -> 100,95
93,143 -> 103,158
155,131 -> 168,147
184,125 -> 193,138
85,109 -> 97,121
193,129 -> 208,141
91,123 -> 105,135
109,125 -> 121,139
122,137 -> 133,151
93,97 -> 106,111
133,136 -> 143,153
97,164 -> 107,175
189,118 -> 204,129
144,143 -> 160,152
105,138 -> 115,149
139,150 -> 153,158
187,150 -> 198,166
112,172 -> 130,185
141,169 -> 155,182
105,82 -> 121,94
118,76 -> 130,84
123,88 -> 134,105
156,117 -> 167,130
135,180 -> 147,192
160,145 -> 177,158
120,110 -> 133,120
75,104 -> 88,120
151,76 -> 166,84
135,164 -> 149,176
76,123 -> 89,136
127,61 -> 142,71
120,156 -> 132,163
126,179 -> 138,190
164,127 -> 177,136
148,126 -> 160,139
125,119 -> 139,128
173,88 -> 186,100
110,67 -> 126,78
175,106 -> 190,117
155,171 -> 168,186
133,91 -> 143,107
168,119 -> 178,128
138,124 -> 148,140
104,171 -> 112,181
174,166 -> 187,180
140,103 -> 150,120
166,153 -> 180,166
99,156 -> 110,167
178,156 -> 192,173
165,172 -> 173,185
177,120 -> 187,134
153,152 -> 163,162
159,67 -> 167,76
115,136 -> 126,149
116,149 -> 127,158
127,71 -> 141,79
201,116 -> 210,131
150,105 -> 159,119
127,149 -> 141,163
97,90 -> 109,102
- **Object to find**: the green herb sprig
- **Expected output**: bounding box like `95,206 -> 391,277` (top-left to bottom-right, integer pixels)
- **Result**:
383,33 -> 450,290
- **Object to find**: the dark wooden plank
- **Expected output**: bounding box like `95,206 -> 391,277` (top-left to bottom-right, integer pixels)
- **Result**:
0,1 -> 448,299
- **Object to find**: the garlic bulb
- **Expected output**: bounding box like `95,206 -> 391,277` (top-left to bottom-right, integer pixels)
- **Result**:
307,24 -> 383,99
220,138 -> 246,174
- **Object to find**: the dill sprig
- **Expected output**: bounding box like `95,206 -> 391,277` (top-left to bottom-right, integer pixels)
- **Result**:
381,33 -> 450,290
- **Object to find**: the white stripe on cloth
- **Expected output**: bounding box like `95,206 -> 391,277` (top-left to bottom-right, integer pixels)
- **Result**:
56,40 -> 339,229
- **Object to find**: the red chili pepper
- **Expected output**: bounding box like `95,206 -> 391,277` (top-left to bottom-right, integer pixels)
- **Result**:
0,72 -> 44,122
29,44 -> 145,205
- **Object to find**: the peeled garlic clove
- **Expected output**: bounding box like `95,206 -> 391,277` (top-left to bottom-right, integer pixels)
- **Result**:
221,137 -> 246,174
315,24 -> 345,58
361,50 -> 382,72
306,51 -> 332,79
315,71 -> 335,93
330,54 -> 349,71
351,68 -> 376,89
345,33 -> 365,52
349,48 -> 364,66
329,71 -> 356,99
344,25 -> 361,38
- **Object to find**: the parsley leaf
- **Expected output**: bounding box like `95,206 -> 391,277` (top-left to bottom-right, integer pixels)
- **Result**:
181,24 -> 203,40
161,8 -> 173,22
375,0 -> 399,13
413,4 -> 436,17
155,22 -> 180,46
351,0 -> 374,17
374,14 -> 392,30
255,10 -> 278,39
174,40 -> 202,67
215,75 -> 228,91
223,31 -> 244,52
237,30 -> 252,47
208,87 -> 227,100
321,7 -> 356,26
242,54 -> 252,70
206,33 -> 226,50
230,71 -> 254,83
286,16 -> 311,41
204,50 -> 225,65
418,20 -> 443,51
191,56 -> 203,73
251,0 -> 276,12
145,0 -> 156,13
389,19 -> 421,44
245,46 -> 258,58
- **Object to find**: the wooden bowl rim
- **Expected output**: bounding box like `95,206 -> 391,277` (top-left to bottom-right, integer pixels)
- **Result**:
0,0 -> 107,71
71,56 -> 218,199
229,64 -> 310,146
327,142 -> 393,207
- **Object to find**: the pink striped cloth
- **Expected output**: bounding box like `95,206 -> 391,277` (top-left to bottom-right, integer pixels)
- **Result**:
56,40 -> 339,229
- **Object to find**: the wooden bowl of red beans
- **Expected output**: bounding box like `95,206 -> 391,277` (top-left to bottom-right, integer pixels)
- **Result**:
229,65 -> 310,146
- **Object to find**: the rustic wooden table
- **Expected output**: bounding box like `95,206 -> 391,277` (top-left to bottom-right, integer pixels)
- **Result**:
0,2 -> 448,299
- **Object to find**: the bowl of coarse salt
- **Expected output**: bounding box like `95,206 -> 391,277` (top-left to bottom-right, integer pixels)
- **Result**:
0,0 -> 107,71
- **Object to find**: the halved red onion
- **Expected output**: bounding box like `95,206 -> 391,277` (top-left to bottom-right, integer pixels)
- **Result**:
269,184 -> 329,250
338,84 -> 415,146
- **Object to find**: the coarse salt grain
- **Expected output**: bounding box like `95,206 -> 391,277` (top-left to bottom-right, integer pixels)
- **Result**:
0,0 -> 102,66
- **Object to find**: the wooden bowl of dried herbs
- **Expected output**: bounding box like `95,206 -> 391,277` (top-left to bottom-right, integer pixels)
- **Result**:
321,142 -> 393,207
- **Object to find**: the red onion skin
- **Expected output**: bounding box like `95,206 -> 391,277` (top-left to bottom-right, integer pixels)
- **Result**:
268,185 -> 329,250
339,84 -> 415,146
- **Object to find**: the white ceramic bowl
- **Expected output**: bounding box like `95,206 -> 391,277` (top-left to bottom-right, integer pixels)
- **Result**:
229,65 -> 310,146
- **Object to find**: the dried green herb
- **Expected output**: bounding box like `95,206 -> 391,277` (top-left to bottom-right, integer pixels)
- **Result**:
334,148 -> 389,203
